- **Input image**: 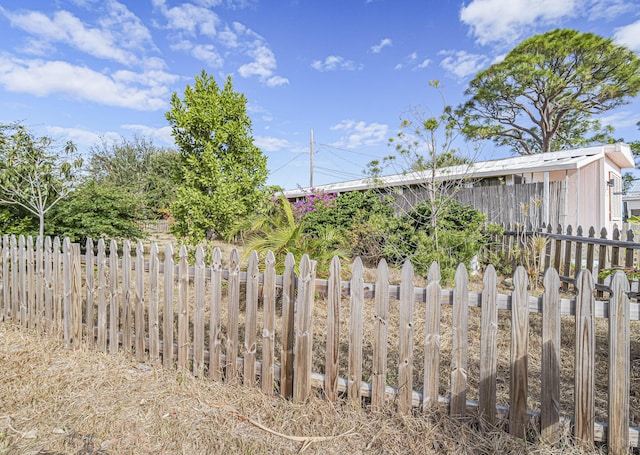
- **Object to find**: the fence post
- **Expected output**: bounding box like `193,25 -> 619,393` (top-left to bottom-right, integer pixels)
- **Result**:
510,266 -> 529,438
122,241 -> 132,352
541,267 -> 561,444
325,255 -> 342,402
149,243 -> 160,363
243,250 -> 259,386
193,246 -> 206,377
262,250 -> 277,395
451,263 -> 469,417
209,247 -> 222,380
163,244 -> 175,369
177,244 -> 189,371
2,235 -> 9,321
71,242 -> 82,348
398,260 -> 415,414
294,254 -> 316,403
608,271 -> 630,455
19,235 -> 26,327
349,257 -> 364,404
423,262 -> 441,412
226,249 -> 240,383
479,264 -> 498,427
372,258 -> 389,411
85,238 -> 94,347
27,236 -> 34,329
96,239 -> 107,352
43,237 -> 52,332
109,240 -> 119,354
35,236 -> 44,331
574,269 -> 595,447
135,241 -> 145,361
281,253 -> 296,399
62,238 -> 71,348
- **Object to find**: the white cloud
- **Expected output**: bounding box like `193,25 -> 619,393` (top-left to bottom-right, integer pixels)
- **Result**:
439,50 -> 489,79
614,19 -> 640,52
311,56 -> 362,72
153,0 -> 220,38
153,3 -> 287,87
44,125 -> 122,147
600,111 -> 640,130
370,38 -> 392,54
122,124 -> 175,144
255,136 -> 291,152
588,0 -> 637,19
0,55 -> 177,110
238,44 -> 289,86
460,0 -> 577,45
415,58 -> 431,70
191,44 -> 224,67
1,2 -> 154,66
330,120 -> 388,149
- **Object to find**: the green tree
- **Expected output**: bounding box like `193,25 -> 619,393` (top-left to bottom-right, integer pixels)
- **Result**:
166,71 -> 268,242
89,136 -> 179,219
0,123 -> 82,238
461,29 -> 640,154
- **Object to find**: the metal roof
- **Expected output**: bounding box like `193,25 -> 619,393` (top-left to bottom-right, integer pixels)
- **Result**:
283,143 -> 634,198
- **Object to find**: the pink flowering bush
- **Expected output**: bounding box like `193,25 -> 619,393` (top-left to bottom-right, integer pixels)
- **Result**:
291,188 -> 337,219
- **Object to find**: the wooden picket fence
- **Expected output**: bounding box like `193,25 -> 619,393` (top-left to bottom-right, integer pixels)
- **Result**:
488,223 -> 640,296
1,234 -> 639,453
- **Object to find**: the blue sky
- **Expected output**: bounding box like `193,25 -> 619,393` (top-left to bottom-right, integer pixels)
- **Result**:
1,0 -> 639,190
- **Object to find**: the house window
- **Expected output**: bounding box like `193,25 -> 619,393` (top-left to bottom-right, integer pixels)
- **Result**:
609,172 -> 622,221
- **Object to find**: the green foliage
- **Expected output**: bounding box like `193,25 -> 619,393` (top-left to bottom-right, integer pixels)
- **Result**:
0,206 -> 35,236
243,195 -> 349,276
49,181 -> 145,243
0,123 -> 82,237
383,199 -> 490,283
299,190 -> 394,265
166,71 -> 268,242
461,29 -> 640,154
89,136 -> 179,219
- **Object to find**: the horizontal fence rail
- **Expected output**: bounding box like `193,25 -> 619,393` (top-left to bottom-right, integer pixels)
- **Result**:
1,234 -> 638,454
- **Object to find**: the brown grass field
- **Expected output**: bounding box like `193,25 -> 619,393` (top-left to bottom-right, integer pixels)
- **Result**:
0,322 -> 614,455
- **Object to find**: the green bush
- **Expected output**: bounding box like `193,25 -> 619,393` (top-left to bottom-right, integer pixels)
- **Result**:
383,199 -> 491,283
300,190 -> 394,264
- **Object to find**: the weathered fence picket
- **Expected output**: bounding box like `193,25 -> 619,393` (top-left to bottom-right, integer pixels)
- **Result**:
348,257 -> 364,404
325,255 -> 341,402
479,264 -> 497,427
1,236 -> 639,453
372,258 -> 389,411
398,260 -> 414,415
262,251 -> 277,395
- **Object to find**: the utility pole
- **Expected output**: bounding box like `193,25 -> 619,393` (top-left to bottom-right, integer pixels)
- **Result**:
310,129 -> 314,188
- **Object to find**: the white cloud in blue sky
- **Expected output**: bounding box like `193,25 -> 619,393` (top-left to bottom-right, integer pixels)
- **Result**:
0,0 -> 638,189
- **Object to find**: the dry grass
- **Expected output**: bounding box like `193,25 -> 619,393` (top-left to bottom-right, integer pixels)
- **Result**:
0,323 -> 611,455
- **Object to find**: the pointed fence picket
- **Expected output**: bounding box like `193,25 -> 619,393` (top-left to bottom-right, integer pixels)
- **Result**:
1,236 -> 638,452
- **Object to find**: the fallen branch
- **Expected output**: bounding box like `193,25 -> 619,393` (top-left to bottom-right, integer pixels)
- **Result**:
232,412 -> 357,453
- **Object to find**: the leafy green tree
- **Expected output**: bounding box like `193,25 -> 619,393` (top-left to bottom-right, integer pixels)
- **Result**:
49,180 -> 144,243
0,123 -> 82,238
89,136 -> 179,219
461,29 -> 640,154
166,71 -> 268,242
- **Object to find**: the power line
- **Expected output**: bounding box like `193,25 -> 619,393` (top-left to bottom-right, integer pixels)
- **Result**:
271,152 -> 306,174
315,142 -> 385,158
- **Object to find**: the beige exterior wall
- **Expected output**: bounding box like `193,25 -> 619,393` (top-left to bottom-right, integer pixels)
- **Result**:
518,160 -> 616,231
